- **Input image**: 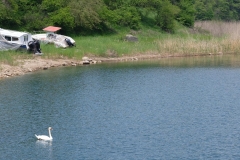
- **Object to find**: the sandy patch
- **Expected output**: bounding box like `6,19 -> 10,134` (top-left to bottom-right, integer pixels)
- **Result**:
0,54 -> 165,79
0,57 -> 87,79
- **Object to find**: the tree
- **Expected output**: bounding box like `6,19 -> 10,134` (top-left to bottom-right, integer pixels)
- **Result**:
103,0 -> 126,10
0,0 -> 21,28
194,0 -> 240,21
214,0 -> 231,20
68,0 -> 104,30
229,0 -> 240,20
132,0 -> 180,32
175,0 -> 195,27
156,0 -> 180,32
39,0 -> 74,32
5,0 -> 240,34
194,0 -> 214,20
101,0 -> 141,29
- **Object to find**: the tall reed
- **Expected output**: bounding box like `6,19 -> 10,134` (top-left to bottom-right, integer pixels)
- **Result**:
156,37 -> 240,56
194,21 -> 240,39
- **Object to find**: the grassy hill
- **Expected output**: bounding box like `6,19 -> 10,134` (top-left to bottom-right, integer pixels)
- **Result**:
1,21 -> 240,65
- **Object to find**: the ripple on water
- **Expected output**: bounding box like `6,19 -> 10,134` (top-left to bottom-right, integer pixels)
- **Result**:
1,57 -> 240,159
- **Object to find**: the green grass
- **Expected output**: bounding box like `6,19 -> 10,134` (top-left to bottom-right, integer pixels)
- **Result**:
0,50 -> 32,65
1,23 -> 240,65
40,28 -> 165,58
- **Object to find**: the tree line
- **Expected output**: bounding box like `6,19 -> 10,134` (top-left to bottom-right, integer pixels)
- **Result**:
0,0 -> 240,34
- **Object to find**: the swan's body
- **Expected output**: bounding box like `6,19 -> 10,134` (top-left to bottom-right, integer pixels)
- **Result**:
35,127 -> 53,141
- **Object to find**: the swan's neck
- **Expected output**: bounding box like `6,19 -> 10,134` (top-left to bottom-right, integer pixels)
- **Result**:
48,129 -> 52,138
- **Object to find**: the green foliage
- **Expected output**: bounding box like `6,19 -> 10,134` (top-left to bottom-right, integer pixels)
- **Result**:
41,0 -> 65,12
2,0 -> 240,34
103,0 -> 126,10
100,6 -> 120,25
116,6 -> 140,29
133,0 -> 180,32
214,0 -> 231,20
23,11 -> 47,31
39,0 -> 73,32
69,0 -> 103,30
195,0 -> 240,21
230,0 -> 240,20
0,2 -> 6,21
156,0 -> 180,32
100,6 -> 141,29
49,7 -> 74,30
175,0 -> 195,27
0,0 -> 21,28
195,0 -> 214,20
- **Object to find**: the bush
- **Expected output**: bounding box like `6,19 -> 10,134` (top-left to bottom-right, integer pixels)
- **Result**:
100,6 -> 141,30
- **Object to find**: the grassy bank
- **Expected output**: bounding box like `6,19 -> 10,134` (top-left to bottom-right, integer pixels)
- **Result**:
1,21 -> 240,65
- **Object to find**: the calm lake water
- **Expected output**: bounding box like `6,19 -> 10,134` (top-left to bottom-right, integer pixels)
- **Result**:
1,55 -> 240,159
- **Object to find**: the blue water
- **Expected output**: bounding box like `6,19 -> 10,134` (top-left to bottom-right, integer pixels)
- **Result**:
1,56 -> 240,159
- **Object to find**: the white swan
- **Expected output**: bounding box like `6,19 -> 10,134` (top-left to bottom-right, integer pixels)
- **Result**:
35,127 -> 53,141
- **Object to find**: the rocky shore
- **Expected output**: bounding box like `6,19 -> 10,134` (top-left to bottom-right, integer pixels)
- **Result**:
0,54 -> 163,79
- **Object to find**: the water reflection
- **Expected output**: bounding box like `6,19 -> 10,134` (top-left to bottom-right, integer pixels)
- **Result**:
36,140 -> 52,147
35,140 -> 53,159
119,54 -> 240,68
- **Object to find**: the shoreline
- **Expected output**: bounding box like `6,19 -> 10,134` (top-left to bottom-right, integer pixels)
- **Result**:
0,53 -> 214,79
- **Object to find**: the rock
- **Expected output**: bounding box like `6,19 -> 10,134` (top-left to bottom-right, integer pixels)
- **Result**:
5,73 -> 12,76
91,60 -> 97,64
27,68 -> 32,72
82,56 -> 90,61
125,34 -> 138,42
83,60 -> 90,65
133,57 -> 138,61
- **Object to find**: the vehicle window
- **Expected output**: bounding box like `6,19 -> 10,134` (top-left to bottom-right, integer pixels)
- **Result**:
4,36 -> 11,41
12,37 -> 18,41
24,35 -> 28,41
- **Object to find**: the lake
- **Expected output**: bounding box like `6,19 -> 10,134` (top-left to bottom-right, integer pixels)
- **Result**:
0,55 -> 240,159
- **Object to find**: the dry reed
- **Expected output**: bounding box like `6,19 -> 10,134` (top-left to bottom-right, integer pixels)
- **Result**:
194,21 -> 240,39
157,38 -> 240,56
154,21 -> 240,56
